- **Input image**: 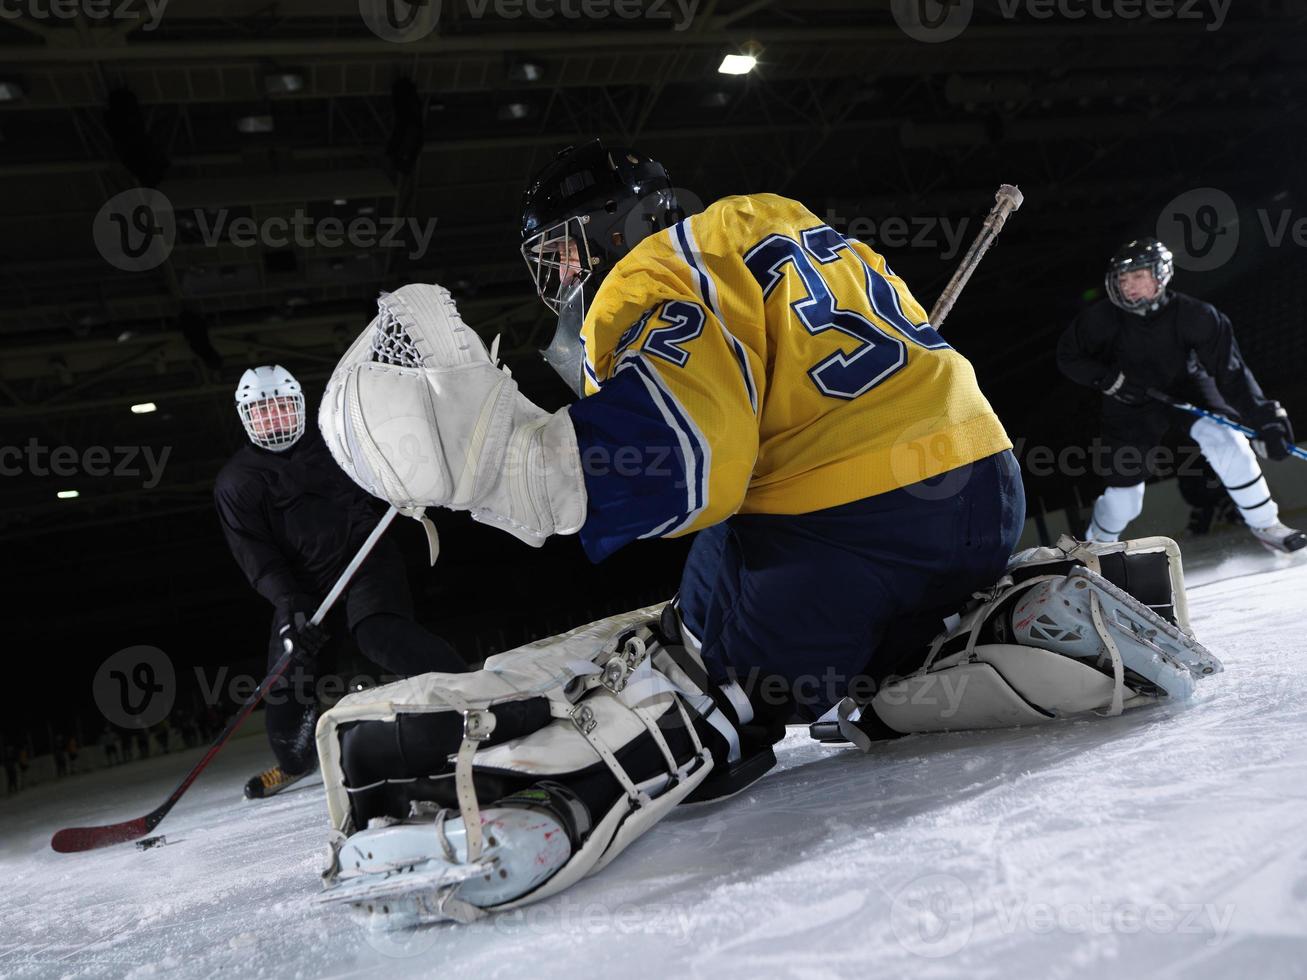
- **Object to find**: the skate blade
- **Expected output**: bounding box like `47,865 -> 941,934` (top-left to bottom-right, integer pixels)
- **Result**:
319,858 -> 494,908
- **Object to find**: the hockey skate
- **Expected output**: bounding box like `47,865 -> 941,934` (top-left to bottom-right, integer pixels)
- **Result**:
1249,521 -> 1307,555
244,764 -> 314,800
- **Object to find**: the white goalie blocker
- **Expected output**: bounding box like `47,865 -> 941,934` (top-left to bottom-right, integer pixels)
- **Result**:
813,535 -> 1223,751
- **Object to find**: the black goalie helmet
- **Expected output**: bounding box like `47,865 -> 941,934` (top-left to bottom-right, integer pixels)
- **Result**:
521,140 -> 685,394
1106,238 -> 1175,316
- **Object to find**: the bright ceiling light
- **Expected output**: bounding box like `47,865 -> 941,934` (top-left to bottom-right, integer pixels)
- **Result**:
718,54 -> 757,76
265,72 -> 304,95
57,490 -> 80,500
131,402 -> 157,414
498,102 -> 533,121
236,115 -> 274,134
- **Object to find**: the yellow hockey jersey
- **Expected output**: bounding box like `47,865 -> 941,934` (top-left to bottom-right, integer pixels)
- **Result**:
565,193 -> 1011,561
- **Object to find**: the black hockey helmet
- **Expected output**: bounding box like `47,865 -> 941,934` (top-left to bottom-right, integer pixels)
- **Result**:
520,140 -> 684,314
1106,237 -> 1175,316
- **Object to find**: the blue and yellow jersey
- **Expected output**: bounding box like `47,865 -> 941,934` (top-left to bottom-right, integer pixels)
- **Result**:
566,193 -> 1011,562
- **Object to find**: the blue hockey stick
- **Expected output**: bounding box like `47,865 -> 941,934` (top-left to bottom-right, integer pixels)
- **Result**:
1147,388 -> 1307,463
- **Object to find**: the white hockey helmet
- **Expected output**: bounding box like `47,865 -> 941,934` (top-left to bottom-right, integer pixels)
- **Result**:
235,364 -> 305,451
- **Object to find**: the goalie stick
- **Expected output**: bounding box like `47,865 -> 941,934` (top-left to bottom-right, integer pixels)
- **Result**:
50,505 -> 403,854
929,184 -> 1025,331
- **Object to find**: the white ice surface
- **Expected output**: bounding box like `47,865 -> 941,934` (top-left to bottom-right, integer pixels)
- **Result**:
3,531 -> 1307,980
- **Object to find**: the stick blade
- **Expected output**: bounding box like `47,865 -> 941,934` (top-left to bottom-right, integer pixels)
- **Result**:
51,816 -> 152,853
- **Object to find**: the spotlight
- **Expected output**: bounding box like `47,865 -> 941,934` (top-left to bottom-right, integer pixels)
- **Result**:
57,490 -> 80,500
498,102 -> 532,121
507,59 -> 544,83
0,80 -> 24,102
236,115 -> 274,134
265,72 -> 305,95
718,51 -> 759,76
131,402 -> 158,414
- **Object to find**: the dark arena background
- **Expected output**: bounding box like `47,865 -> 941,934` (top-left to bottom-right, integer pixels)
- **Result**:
3,2 -> 1307,976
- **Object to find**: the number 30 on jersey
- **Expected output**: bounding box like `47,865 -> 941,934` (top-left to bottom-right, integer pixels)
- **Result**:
745,226 -> 949,400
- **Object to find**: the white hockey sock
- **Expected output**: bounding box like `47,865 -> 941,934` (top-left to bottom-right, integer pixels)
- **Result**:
1190,417 -> 1279,530
1087,483 -> 1146,543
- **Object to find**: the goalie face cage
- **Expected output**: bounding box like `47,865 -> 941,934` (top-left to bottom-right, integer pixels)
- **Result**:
521,215 -> 596,315
238,393 -> 306,451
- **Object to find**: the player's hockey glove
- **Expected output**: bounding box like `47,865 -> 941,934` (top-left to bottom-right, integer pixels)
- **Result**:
1249,402 -> 1295,461
275,596 -> 329,659
1099,369 -> 1150,406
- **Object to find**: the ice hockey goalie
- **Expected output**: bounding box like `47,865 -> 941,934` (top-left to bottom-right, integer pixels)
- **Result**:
315,534 -> 1221,930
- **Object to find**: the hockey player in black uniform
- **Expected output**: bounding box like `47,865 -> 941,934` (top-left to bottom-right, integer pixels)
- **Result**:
1058,238 -> 1305,554
214,365 -> 466,799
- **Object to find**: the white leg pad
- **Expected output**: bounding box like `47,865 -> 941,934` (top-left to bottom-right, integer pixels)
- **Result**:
1088,483 -> 1145,542
1190,416 -> 1278,529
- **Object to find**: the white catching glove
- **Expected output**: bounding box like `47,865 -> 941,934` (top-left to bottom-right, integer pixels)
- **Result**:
318,284 -> 587,547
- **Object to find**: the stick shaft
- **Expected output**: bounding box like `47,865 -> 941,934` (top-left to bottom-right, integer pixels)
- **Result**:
1147,389 -> 1307,462
929,184 -> 1024,331
50,506 -> 400,853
